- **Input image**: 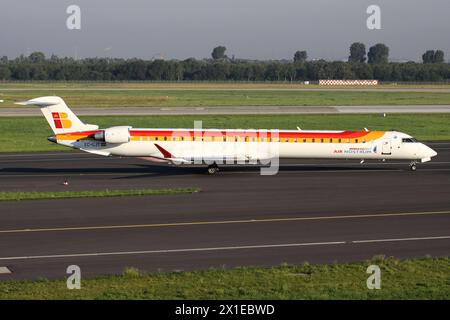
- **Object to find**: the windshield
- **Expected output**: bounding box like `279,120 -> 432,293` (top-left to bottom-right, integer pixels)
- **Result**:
402,138 -> 418,143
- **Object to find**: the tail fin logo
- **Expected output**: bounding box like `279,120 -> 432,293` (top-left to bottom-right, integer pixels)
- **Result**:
52,112 -> 72,129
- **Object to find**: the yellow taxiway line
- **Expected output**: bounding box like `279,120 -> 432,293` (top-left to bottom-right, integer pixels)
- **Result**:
0,210 -> 449,235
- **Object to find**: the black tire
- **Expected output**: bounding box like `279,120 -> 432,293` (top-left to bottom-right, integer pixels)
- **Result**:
410,164 -> 417,171
207,166 -> 218,175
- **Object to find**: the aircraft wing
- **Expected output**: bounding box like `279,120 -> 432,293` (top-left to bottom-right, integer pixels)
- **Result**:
152,143 -> 268,165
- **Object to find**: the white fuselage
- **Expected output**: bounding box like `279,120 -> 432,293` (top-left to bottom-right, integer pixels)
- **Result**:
56,128 -> 437,165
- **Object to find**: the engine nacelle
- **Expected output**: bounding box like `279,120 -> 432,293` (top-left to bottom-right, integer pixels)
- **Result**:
94,126 -> 131,144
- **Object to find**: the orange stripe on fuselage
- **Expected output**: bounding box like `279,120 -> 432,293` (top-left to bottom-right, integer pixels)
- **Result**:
56,130 -> 99,141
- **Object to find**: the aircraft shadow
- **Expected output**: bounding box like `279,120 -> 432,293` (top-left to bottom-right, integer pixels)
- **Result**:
0,163 -> 398,180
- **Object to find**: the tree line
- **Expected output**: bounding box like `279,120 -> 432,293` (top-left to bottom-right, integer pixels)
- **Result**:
0,43 -> 448,82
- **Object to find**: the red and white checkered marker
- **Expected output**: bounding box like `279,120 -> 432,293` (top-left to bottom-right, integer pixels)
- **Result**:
319,80 -> 378,86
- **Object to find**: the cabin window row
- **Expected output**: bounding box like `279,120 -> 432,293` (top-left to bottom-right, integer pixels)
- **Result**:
132,136 -> 367,143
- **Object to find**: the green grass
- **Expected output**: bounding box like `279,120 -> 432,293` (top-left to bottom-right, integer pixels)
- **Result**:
0,114 -> 448,153
0,256 -> 448,299
1,89 -> 450,108
0,188 -> 200,201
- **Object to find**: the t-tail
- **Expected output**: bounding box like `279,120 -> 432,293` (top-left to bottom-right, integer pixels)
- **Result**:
16,96 -> 98,142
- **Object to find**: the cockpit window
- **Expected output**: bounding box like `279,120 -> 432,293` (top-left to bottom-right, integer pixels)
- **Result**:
402,138 -> 418,143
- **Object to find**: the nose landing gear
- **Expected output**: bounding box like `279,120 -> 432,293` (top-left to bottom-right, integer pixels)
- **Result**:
409,161 -> 417,171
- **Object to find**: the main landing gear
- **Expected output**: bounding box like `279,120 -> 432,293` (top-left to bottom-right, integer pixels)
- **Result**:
409,161 -> 417,171
207,163 -> 219,175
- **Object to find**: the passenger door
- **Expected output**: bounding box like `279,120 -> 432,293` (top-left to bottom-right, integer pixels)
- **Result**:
381,139 -> 392,155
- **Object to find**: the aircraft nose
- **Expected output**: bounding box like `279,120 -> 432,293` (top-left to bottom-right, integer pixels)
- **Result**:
425,145 -> 437,158
430,148 -> 437,157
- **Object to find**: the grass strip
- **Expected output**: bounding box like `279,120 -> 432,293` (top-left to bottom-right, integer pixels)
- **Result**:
0,256 -> 448,299
0,187 -> 200,201
1,89 -> 450,108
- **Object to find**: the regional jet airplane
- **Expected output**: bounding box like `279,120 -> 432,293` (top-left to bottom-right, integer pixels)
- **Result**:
18,96 -> 437,174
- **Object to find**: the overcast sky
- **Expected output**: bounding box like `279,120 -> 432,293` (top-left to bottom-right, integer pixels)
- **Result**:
1,0 -> 449,61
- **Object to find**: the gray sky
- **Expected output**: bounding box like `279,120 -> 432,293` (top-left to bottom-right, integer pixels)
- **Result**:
1,0 -> 449,61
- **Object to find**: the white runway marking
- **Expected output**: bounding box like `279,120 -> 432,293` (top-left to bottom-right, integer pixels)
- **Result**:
0,242 -> 346,261
0,235 -> 448,261
352,235 -> 450,244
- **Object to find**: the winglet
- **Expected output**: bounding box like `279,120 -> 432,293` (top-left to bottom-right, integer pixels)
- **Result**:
154,144 -> 173,158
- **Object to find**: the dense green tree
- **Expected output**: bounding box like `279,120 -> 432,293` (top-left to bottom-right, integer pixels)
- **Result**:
0,51 -> 448,82
11,64 -> 31,80
127,59 -> 147,80
348,42 -> 366,63
368,43 -> 389,64
423,50 -> 445,64
351,63 -> 373,79
28,51 -> 46,63
30,65 -> 48,80
293,50 -> 307,63
148,60 -> 168,80
372,64 -> 392,80
422,50 -> 436,64
211,46 -> 227,60
434,50 -> 445,63
0,65 -> 11,80
285,64 -> 296,81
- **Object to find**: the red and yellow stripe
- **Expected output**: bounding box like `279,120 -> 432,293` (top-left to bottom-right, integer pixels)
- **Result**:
56,129 -> 385,143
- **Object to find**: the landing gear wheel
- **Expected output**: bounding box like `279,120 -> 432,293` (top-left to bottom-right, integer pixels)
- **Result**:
207,164 -> 219,175
409,162 -> 417,171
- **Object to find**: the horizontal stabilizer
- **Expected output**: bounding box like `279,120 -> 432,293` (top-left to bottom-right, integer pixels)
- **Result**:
16,96 -> 64,107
